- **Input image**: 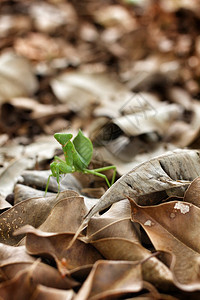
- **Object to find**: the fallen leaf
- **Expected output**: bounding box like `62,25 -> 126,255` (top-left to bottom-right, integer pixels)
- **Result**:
39,196 -> 88,233
21,170 -> 82,193
86,199 -> 140,243
0,244 -> 34,268
74,260 -> 144,300
14,184 -> 54,205
0,261 -> 78,290
0,263 -> 37,300
0,191 -> 76,245
184,176 -> 200,207
0,51 -> 38,102
15,225 -> 103,276
0,157 -> 35,197
50,71 -> 131,117
31,285 -> 75,300
0,195 -> 12,210
91,238 -> 174,291
79,149 -> 200,237
111,104 -> 182,137
129,197 -> 200,287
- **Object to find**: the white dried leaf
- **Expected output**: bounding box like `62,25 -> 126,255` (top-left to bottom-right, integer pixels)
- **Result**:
0,52 -> 38,102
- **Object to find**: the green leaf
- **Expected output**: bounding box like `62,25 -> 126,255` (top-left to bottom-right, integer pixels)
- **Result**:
73,130 -> 93,168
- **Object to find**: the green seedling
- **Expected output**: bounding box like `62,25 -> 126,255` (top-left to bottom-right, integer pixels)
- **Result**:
45,130 -> 116,194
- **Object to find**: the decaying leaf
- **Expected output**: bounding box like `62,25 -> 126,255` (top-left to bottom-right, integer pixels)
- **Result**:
0,261 -> 78,290
184,176 -> 200,207
14,184 -> 54,205
0,265 -> 37,300
50,71 -> 131,116
74,260 -> 144,300
21,170 -> 82,193
39,196 -> 88,233
0,195 -> 12,211
94,103 -> 182,138
0,244 -> 35,268
91,238 -> 174,291
129,197 -> 200,288
31,285 -> 75,300
14,225 -> 103,276
86,199 -> 140,244
0,260 -> 78,300
72,149 -> 200,246
0,191 -> 77,245
0,157 -> 35,197
0,51 -> 38,102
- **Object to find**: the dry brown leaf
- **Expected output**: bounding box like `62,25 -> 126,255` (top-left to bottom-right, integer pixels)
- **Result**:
73,149 -> 200,245
2,97 -> 71,121
0,261 -> 78,290
31,285 -> 75,300
129,198 -> 200,287
29,2 -> 77,33
39,196 -> 88,233
93,5 -> 136,31
69,265 -> 93,283
184,176 -> 200,207
113,104 -> 182,137
15,225 -> 102,276
91,238 -> 174,291
86,199 -> 140,243
0,190 -> 76,245
0,263 -> 37,300
74,260 -> 144,300
14,184 -> 54,205
0,157 -> 35,197
50,71 -> 131,117
93,142 -> 176,175
0,52 -> 38,102
21,170 -> 82,193
0,195 -> 12,211
0,244 -> 35,268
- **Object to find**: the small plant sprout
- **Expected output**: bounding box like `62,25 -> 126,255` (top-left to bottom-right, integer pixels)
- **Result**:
45,130 -> 116,194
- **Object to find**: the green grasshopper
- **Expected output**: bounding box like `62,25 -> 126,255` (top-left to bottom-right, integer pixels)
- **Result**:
45,130 -> 116,194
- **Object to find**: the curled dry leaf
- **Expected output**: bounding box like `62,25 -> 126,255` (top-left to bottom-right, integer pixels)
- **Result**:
0,195 -> 12,211
94,142 -> 176,175
29,2 -> 77,33
0,244 -> 35,268
68,149 -> 200,257
0,190 -> 77,245
77,149 -> 200,237
129,197 -> 200,288
14,225 -> 103,277
0,51 -> 38,102
0,265 -> 37,300
86,199 -> 140,244
0,157 -> 35,197
0,136 -> 62,164
14,184 -> 54,205
50,71 -> 131,116
31,285 -> 75,300
39,196 -> 88,233
111,103 -> 182,137
91,238 -> 174,291
184,176 -> 200,207
2,97 -> 71,121
0,262 -> 78,290
21,170 -> 82,193
0,261 -> 77,300
74,260 -> 144,300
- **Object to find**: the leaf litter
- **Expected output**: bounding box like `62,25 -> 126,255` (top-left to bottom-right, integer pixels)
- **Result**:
1,0 -> 200,299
